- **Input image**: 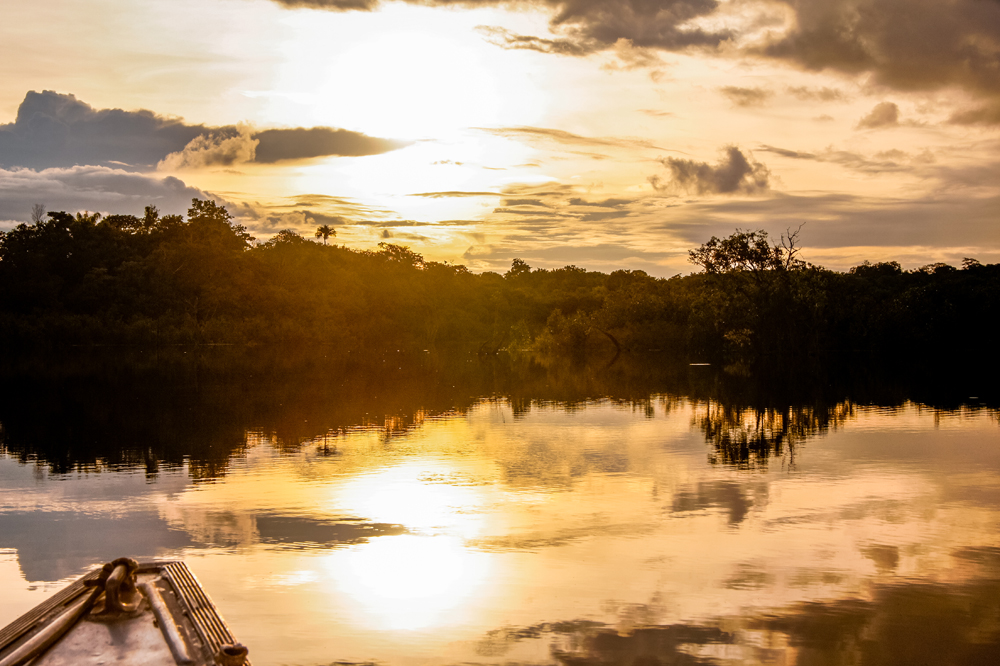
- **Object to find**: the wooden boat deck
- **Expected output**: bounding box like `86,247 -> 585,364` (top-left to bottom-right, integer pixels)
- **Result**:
0,560 -> 249,666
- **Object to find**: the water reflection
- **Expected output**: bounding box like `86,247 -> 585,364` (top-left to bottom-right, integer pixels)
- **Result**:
0,349 -> 994,478
475,571 -> 1000,665
470,548 -> 1000,665
1,350 -> 998,665
695,402 -> 856,469
334,535 -> 493,631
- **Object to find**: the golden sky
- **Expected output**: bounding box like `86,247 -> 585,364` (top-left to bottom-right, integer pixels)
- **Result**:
1,0 -> 998,275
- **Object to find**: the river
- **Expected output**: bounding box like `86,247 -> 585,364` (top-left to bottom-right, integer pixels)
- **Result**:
1,350 -> 998,665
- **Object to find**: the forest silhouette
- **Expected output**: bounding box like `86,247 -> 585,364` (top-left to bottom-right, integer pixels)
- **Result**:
0,199 -> 996,364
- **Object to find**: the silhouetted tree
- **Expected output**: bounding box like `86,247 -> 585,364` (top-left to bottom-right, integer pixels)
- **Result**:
314,225 -> 335,244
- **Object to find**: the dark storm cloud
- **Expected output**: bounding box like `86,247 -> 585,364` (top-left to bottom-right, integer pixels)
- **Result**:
856,101 -> 899,129
0,91 -> 406,170
719,86 -> 773,107
651,146 -> 770,195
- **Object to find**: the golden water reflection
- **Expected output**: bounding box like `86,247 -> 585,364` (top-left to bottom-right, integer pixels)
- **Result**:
2,396 -> 999,665
333,535 -> 494,630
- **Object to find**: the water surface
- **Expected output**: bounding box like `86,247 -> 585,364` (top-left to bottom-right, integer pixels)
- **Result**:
1,351 -> 998,665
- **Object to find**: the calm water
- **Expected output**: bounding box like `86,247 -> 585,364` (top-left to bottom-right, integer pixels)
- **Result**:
1,351 -> 999,665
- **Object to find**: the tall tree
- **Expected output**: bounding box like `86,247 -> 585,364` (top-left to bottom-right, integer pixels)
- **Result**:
315,225 -> 335,245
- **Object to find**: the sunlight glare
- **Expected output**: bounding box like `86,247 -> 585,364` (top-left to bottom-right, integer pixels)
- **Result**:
331,535 -> 493,631
319,31 -> 501,138
336,464 -> 488,537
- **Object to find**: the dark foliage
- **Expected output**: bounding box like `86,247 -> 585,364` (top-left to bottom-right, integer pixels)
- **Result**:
0,205 -> 995,366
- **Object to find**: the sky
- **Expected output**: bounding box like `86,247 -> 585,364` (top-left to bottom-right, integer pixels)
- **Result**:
1,0 -> 998,276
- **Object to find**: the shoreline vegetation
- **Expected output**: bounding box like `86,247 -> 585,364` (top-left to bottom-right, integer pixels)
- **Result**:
0,199 -> 996,366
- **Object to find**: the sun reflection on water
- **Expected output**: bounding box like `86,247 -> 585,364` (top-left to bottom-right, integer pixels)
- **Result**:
329,463 -> 496,630
331,534 -> 493,631
336,463 -> 491,537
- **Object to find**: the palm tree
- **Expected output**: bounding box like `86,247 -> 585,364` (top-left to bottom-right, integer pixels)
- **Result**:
315,225 -> 335,244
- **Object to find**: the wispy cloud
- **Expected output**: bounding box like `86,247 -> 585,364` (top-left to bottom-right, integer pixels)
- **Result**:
407,191 -> 502,198
786,86 -> 848,102
477,126 -> 669,152
757,144 -> 935,174
719,86 -> 772,107
475,26 -> 593,56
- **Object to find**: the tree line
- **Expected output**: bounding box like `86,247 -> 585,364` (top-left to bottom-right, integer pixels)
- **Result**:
0,200 -> 995,364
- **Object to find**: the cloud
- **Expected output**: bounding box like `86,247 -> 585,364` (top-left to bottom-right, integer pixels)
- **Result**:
258,209 -> 348,231
158,124 -> 258,170
260,0 -> 1000,120
248,193 -> 398,227
758,144 -> 933,174
719,86 -> 773,107
502,198 -> 551,207
272,0 -> 731,56
256,0 -> 1000,100
268,0 -> 379,8
601,38 -> 668,80
757,0 -> 1000,111
478,125 -> 668,152
408,191 -> 502,198
476,26 -> 593,56
0,91 -> 407,171
756,145 -> 816,160
493,207 -> 575,216
786,86 -> 847,102
0,90 -> 205,170
857,102 -> 900,129
0,165 -> 212,224
253,127 -> 409,162
567,197 -> 630,207
949,104 -> 1000,126
651,146 -> 771,195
